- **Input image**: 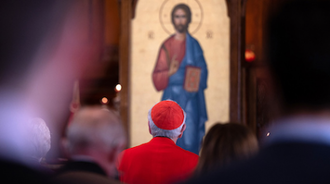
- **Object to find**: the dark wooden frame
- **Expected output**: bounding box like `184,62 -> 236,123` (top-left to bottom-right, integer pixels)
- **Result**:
119,0 -> 246,146
226,0 -> 246,123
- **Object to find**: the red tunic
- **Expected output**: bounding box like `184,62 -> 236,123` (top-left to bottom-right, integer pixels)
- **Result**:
117,137 -> 199,184
152,35 -> 186,91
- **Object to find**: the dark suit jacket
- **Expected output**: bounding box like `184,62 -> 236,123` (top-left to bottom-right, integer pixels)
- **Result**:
51,161 -> 121,184
0,158 -> 49,184
183,141 -> 330,184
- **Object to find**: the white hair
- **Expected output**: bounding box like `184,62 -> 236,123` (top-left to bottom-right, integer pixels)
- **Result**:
147,106 -> 186,139
66,106 -> 126,154
28,117 -> 51,161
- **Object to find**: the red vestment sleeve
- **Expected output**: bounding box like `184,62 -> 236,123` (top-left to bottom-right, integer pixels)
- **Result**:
152,44 -> 169,91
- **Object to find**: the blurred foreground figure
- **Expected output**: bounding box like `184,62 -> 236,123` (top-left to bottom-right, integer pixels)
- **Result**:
184,0 -> 330,183
27,118 -> 51,163
26,117 -> 53,173
51,106 -> 126,184
0,0 -> 99,183
117,100 -> 199,184
195,122 -> 258,176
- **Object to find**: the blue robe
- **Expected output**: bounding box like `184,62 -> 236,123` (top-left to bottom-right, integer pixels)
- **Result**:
161,33 -> 208,154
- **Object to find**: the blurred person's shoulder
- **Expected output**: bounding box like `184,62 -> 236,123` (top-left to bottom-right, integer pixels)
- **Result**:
50,171 -> 121,184
0,158 -> 50,184
183,141 -> 330,184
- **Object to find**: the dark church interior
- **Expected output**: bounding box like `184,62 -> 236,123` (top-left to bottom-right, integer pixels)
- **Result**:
1,0 -> 330,183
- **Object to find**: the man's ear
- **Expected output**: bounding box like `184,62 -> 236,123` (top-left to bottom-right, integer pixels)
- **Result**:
178,124 -> 186,138
109,141 -> 126,164
108,147 -> 117,163
60,137 -> 70,158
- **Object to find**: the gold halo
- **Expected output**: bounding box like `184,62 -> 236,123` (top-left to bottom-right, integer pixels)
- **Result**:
159,0 -> 203,35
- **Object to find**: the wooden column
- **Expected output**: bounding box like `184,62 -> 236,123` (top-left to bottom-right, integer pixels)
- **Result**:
226,0 -> 246,123
119,0 -> 132,146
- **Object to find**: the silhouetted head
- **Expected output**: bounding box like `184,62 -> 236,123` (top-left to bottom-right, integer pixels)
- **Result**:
267,0 -> 330,113
0,0 -> 69,86
196,122 -> 258,175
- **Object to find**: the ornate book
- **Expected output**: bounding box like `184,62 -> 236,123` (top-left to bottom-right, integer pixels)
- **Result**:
184,65 -> 201,92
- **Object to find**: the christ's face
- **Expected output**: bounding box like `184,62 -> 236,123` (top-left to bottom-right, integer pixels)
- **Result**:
173,9 -> 188,33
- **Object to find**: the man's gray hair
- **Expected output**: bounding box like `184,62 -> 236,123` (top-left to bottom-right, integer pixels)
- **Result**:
147,106 -> 186,139
28,117 -> 51,161
66,106 -> 126,154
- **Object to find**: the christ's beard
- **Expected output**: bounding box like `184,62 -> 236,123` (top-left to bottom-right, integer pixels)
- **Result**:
175,24 -> 188,33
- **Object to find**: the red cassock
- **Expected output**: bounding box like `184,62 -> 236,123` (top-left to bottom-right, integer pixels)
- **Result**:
117,137 -> 199,184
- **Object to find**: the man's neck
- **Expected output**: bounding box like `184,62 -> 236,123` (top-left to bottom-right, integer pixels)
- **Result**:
171,137 -> 178,143
154,136 -> 178,144
174,32 -> 186,41
71,151 -> 116,178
